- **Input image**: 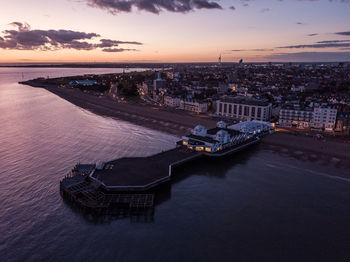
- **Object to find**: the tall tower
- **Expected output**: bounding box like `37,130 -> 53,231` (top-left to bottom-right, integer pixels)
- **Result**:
218,54 -> 222,66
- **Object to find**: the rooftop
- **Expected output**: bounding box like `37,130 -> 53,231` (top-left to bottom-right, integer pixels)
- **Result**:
220,96 -> 270,106
206,127 -> 241,137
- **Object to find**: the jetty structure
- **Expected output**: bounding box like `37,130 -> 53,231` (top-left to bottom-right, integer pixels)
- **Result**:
60,120 -> 274,215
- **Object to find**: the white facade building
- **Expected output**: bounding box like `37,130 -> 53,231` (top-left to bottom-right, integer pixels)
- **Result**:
182,121 -> 274,153
279,108 -> 313,128
164,96 -> 181,108
216,97 -> 272,121
312,107 -> 337,131
182,121 -> 247,153
279,107 -> 337,131
180,100 -> 208,113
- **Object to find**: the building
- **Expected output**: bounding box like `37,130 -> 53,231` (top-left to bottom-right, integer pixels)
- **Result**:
279,106 -> 337,131
216,97 -> 272,121
164,95 -> 181,108
229,120 -> 275,134
181,121 -> 274,153
311,107 -> 337,131
335,112 -> 350,134
279,108 -> 313,128
180,100 -> 208,113
182,121 -> 245,153
153,72 -> 166,91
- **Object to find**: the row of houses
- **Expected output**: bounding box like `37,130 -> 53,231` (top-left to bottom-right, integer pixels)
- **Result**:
279,107 -> 338,131
164,96 -> 209,113
164,95 -> 273,122
165,93 -> 340,132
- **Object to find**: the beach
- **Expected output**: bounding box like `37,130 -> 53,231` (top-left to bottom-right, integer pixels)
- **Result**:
22,80 -> 350,163
22,80 -> 218,136
261,132 -> 350,166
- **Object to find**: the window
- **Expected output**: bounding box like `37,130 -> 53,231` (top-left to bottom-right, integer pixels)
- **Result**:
224,104 -> 227,114
252,107 -> 256,116
219,103 -> 222,113
244,106 -> 249,116
229,104 -> 232,114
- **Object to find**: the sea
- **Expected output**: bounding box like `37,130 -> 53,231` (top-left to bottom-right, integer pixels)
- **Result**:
0,67 -> 350,262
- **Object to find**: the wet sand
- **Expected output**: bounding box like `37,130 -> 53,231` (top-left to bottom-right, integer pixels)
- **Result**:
261,132 -> 350,163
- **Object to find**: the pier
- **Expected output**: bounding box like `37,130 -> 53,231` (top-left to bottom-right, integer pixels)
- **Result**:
90,147 -> 200,191
60,121 -> 274,215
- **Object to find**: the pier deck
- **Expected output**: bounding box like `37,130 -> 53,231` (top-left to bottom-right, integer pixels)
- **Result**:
60,137 -> 261,214
91,147 -> 200,191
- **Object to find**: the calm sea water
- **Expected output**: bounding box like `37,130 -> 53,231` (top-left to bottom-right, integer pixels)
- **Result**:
1,68 -> 350,262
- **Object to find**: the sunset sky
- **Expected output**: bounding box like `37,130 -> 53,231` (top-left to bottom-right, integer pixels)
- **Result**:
1,0 -> 350,63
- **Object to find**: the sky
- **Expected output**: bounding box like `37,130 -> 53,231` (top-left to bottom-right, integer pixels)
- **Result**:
0,0 -> 350,63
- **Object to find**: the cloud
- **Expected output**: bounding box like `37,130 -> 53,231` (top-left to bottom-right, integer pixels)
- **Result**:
261,8 -> 271,13
230,48 -> 274,52
102,48 -> 139,52
277,42 -> 350,49
307,33 -> 318,36
240,0 -> 251,7
83,0 -> 350,14
316,40 -> 350,44
97,39 -> 143,48
335,31 -> 350,36
264,52 -> 350,62
9,22 -> 30,31
86,0 -> 222,14
0,22 -> 142,52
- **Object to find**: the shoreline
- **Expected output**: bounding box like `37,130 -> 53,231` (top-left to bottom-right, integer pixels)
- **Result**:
21,80 -> 350,163
21,80 -> 218,137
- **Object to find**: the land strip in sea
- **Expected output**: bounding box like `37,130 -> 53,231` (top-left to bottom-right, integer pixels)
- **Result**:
22,80 -> 350,164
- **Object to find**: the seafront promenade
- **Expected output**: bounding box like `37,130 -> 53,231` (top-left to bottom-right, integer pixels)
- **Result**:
21,80 -> 350,162
21,80 -> 217,136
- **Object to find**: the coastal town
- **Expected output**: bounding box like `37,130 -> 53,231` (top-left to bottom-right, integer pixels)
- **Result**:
25,62 -> 350,136
18,61 -> 350,218
3,0 -> 350,260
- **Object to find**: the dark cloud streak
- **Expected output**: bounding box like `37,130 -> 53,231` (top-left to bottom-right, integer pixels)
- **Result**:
335,31 -> 350,36
102,48 -> 139,52
0,22 -> 142,52
265,52 -> 350,62
230,48 -> 274,52
316,40 -> 350,44
278,42 -> 350,49
86,0 -> 222,14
